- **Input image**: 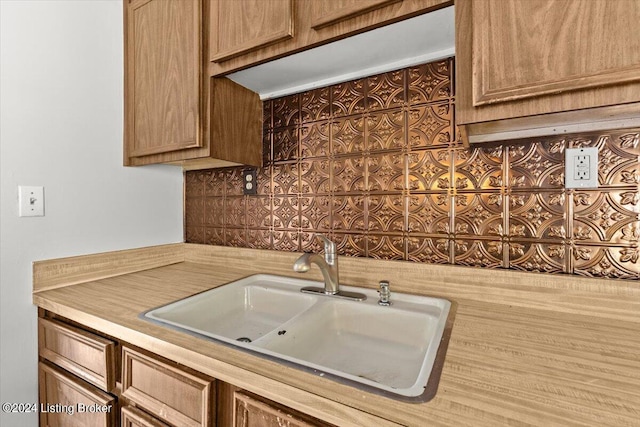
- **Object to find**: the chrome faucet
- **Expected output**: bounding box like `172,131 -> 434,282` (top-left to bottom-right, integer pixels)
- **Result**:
293,234 -> 366,301
293,234 -> 339,294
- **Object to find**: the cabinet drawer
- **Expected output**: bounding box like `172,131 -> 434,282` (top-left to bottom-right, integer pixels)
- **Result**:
122,406 -> 170,427
39,361 -> 116,427
38,318 -> 116,392
122,347 -> 215,427
234,391 -> 330,427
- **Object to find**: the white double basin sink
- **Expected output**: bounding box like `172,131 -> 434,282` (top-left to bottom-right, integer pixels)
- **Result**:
143,274 -> 451,399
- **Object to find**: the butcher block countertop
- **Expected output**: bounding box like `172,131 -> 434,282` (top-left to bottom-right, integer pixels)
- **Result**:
32,244 -> 640,427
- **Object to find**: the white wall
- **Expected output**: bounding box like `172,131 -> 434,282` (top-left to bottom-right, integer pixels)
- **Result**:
0,1 -> 183,424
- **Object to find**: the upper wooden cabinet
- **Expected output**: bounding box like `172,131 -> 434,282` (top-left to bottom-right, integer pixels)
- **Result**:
208,0 -> 452,74
456,0 -> 640,143
309,0 -> 403,29
210,0 -> 294,62
126,0 -> 202,158
124,0 -> 262,169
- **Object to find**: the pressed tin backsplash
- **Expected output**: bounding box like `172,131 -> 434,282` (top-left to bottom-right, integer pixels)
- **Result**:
185,57 -> 640,280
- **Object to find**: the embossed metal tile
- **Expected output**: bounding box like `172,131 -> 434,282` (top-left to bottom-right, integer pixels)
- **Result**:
454,239 -> 503,268
508,241 -> 567,274
367,70 -> 406,112
407,193 -> 451,235
407,102 -> 453,148
331,116 -> 365,155
300,122 -> 330,159
184,57 -> 638,281
367,109 -> 406,152
331,155 -> 366,194
407,236 -> 451,264
300,159 -> 331,195
331,195 -> 366,232
367,194 -> 405,233
300,195 -> 331,231
407,60 -> 452,105
573,245 -> 638,280
507,141 -> 565,189
366,153 -> 405,193
301,87 -> 331,123
367,234 -> 405,260
331,80 -> 365,118
272,127 -> 299,163
453,192 -> 503,237
407,149 -> 451,193
273,94 -> 299,128
572,190 -> 639,243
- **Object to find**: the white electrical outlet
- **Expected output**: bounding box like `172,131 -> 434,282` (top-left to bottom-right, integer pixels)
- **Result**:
19,186 -> 45,217
565,147 -> 598,189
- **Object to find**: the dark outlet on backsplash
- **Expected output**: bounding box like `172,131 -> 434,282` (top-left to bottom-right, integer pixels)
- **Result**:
185,57 -> 639,281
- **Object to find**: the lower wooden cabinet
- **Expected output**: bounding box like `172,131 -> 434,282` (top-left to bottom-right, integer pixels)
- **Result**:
38,317 -> 116,392
38,362 -> 117,427
121,406 -> 170,427
38,313 -> 337,427
122,346 -> 216,427
234,392 -> 332,427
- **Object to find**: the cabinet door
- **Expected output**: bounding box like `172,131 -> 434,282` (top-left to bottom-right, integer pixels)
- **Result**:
125,0 -> 203,157
310,0 -> 402,29
471,0 -> 640,106
233,392 -> 332,427
39,362 -> 116,427
210,0 -> 294,62
456,0 -> 640,128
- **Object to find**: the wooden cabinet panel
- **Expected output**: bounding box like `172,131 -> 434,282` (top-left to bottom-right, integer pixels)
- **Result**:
121,406 -> 170,427
310,0 -> 402,29
38,318 -> 116,392
126,0 -> 203,158
124,0 -> 263,169
455,0 -> 640,142
210,0 -> 294,62
209,0 -> 451,75
233,392 -> 332,427
471,0 -> 640,106
122,347 -> 215,427
39,362 -> 116,427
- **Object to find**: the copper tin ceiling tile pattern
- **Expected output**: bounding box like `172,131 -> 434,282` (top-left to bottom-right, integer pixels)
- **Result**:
185,57 -> 639,280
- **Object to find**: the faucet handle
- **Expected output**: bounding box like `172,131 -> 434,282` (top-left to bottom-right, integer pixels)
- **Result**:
315,234 -> 336,255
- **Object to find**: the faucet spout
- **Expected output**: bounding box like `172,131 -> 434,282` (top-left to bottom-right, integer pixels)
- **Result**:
293,236 -> 339,295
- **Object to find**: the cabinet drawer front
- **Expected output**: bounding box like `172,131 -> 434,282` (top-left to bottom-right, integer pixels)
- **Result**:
234,392 -> 329,427
122,406 -> 170,427
38,318 -> 116,392
122,347 -> 215,427
39,362 -> 116,427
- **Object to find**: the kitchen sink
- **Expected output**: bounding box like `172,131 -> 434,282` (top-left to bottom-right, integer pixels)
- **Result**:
144,275 -> 318,342
142,274 -> 451,399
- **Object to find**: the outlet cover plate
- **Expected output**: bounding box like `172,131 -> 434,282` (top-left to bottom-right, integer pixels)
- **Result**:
242,169 -> 257,195
565,147 -> 598,189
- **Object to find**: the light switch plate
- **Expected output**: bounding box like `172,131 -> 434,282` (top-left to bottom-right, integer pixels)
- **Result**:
565,147 -> 599,189
19,186 -> 44,217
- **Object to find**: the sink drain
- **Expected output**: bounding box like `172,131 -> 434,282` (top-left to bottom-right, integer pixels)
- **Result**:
236,337 -> 252,343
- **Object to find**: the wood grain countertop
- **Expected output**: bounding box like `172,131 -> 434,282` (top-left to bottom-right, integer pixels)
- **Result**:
32,244 -> 640,427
